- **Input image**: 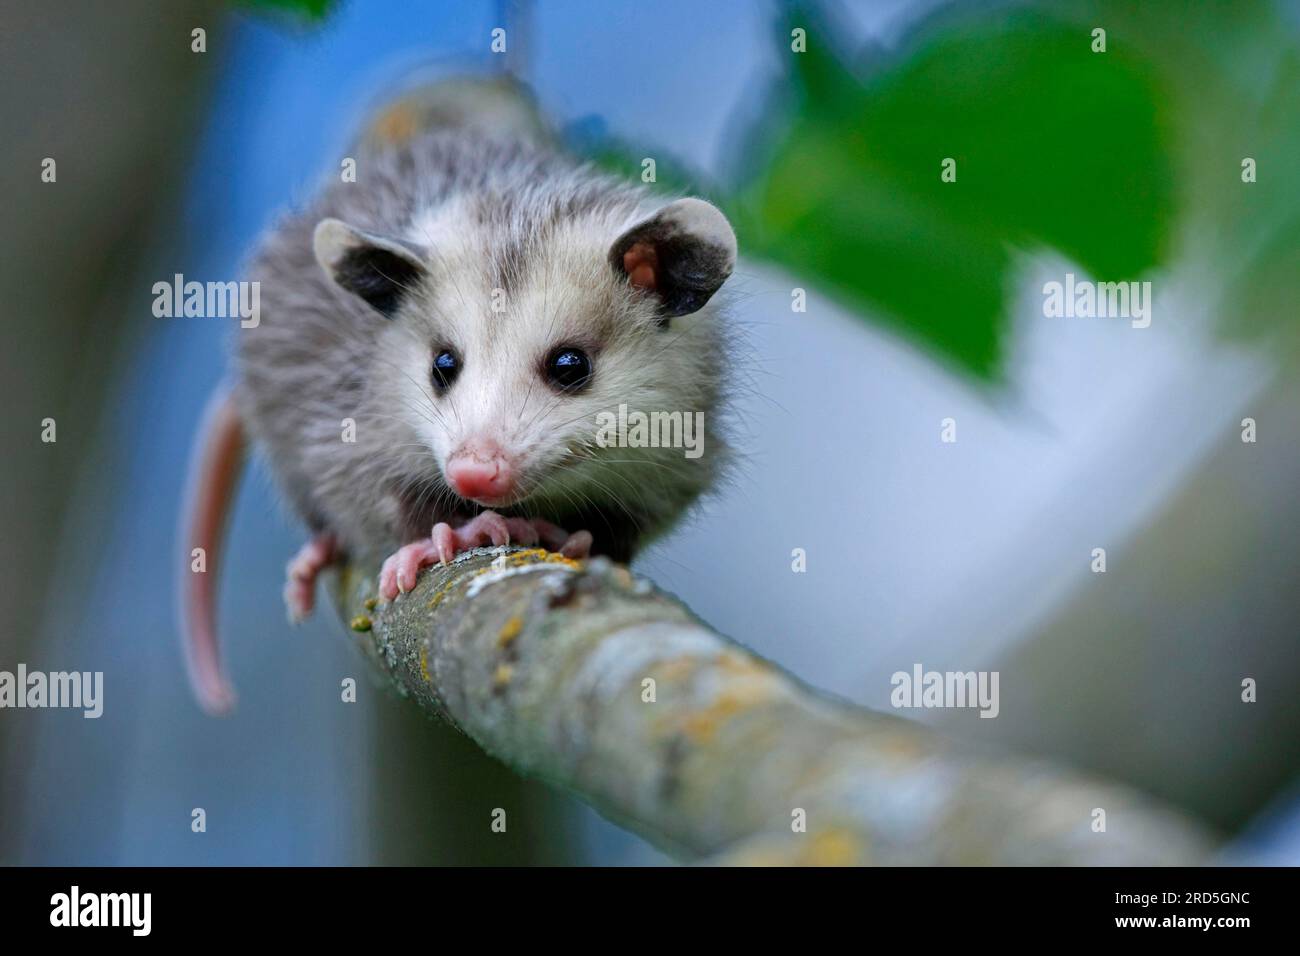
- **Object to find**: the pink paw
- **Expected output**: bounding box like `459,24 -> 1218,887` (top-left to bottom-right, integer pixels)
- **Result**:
377,512 -> 593,601
527,520 -> 593,560
283,533 -> 338,623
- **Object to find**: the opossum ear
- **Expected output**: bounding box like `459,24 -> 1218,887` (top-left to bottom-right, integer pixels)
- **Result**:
609,198 -> 736,321
313,218 -> 427,318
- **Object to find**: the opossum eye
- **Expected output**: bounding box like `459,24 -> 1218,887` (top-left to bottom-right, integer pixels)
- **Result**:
431,349 -> 461,392
544,347 -> 592,393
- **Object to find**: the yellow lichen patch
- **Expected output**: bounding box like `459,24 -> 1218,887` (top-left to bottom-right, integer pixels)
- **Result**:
677,678 -> 777,745
656,656 -> 697,681
419,645 -> 431,683
725,829 -> 863,867
425,578 -> 458,611
680,693 -> 743,744
502,547 -> 582,570
349,615 -> 372,632
680,711 -> 719,744
801,828 -> 862,867
363,597 -> 378,612
506,547 -> 548,563
497,615 -> 524,648
492,663 -> 514,689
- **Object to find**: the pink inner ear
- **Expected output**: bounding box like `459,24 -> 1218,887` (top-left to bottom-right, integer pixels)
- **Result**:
623,242 -> 658,292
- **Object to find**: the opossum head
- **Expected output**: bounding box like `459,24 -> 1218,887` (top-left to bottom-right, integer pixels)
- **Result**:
312,194 -> 736,518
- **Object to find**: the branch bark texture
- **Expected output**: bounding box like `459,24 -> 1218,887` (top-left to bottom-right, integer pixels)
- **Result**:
335,547 -> 1213,865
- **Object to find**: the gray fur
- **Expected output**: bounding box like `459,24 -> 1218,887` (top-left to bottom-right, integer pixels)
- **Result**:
236,118 -> 733,565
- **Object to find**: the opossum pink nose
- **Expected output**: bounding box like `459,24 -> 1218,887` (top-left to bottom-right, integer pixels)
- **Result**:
447,445 -> 514,500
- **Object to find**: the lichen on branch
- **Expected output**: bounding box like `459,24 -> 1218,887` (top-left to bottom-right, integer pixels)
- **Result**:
333,546 -> 1213,865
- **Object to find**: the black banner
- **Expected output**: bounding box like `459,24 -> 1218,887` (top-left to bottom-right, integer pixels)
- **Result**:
0,865 -> 1288,940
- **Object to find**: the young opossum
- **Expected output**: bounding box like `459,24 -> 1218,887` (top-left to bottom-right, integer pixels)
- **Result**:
180,81 -> 737,715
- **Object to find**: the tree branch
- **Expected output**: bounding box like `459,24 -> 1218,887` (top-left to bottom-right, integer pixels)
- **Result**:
333,547 -> 1214,865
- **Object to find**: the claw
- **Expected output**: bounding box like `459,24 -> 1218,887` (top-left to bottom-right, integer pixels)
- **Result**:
559,530 -> 593,559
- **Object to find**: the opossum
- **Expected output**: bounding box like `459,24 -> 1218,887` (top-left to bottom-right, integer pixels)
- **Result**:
179,79 -> 737,715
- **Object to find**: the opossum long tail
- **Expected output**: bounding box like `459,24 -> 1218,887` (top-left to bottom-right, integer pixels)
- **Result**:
178,387 -> 245,716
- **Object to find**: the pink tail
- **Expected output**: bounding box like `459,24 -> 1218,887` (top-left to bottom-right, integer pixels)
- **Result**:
179,387 -> 245,715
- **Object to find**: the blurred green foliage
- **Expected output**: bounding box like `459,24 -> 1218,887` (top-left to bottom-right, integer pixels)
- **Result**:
1115,0 -> 1300,357
237,0 -> 337,21
594,1 -> 1298,380
732,6 -> 1173,378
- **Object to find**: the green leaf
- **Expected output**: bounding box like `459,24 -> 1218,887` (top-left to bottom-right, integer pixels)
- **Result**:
735,7 -> 1175,379
234,0 -> 338,22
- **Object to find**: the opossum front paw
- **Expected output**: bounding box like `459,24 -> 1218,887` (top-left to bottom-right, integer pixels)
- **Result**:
377,512 -> 593,600
378,511 -> 516,600
460,515 -> 591,562
283,533 -> 338,623
526,520 -> 594,560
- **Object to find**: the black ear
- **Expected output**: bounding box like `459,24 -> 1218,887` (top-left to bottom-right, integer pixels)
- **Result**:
313,218 -> 427,318
609,198 -> 737,321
